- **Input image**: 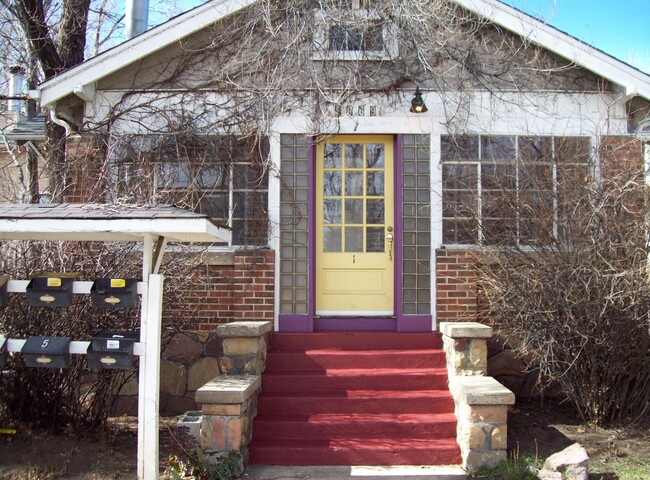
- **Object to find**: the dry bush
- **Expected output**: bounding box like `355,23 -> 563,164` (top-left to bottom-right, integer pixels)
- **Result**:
476,138 -> 650,425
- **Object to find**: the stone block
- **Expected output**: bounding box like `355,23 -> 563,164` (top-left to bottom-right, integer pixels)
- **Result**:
210,417 -> 227,451
457,377 -> 515,405
469,405 -> 507,423
160,361 -> 188,397
163,395 -> 197,416
204,333 -> 224,357
227,417 -> 244,451
468,424 -> 489,450
217,321 -> 273,338
464,449 -> 507,471
188,357 -> 221,391
453,339 -> 468,351
200,417 -> 213,451
163,332 -> 203,365
490,425 -> 507,450
469,339 -> 487,371
441,322 -> 493,339
543,443 -> 589,480
223,337 -> 264,355
117,374 -> 139,396
201,403 -> 242,416
195,375 -> 261,404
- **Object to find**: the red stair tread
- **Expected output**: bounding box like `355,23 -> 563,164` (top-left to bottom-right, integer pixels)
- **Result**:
270,332 -> 442,351
265,349 -> 446,370
263,367 -> 448,376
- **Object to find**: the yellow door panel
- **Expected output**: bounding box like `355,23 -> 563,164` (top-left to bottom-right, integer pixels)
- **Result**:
316,135 -> 394,315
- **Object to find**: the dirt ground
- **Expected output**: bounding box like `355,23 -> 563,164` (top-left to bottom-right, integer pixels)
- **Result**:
0,400 -> 648,479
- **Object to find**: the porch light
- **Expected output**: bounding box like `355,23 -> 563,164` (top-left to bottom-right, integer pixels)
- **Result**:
410,87 -> 428,114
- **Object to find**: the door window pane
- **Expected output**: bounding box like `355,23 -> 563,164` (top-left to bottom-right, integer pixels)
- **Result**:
323,227 -> 342,252
345,172 -> 363,196
366,144 -> 385,168
323,171 -> 342,196
323,199 -> 341,224
345,199 -> 363,224
345,227 -> 363,252
345,144 -> 363,168
324,144 -> 342,168
366,227 -> 385,252
366,172 -> 384,196
366,199 -> 384,224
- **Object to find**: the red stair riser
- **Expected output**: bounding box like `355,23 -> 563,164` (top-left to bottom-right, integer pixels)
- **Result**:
252,414 -> 457,439
248,441 -> 461,466
270,332 -> 442,351
257,393 -> 455,415
265,350 -> 446,371
261,370 -> 449,392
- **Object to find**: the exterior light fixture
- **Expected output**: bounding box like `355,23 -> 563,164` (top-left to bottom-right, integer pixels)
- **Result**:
410,87 -> 428,114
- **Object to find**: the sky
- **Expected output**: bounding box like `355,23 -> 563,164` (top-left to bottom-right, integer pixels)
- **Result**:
501,0 -> 650,73
170,0 -> 650,74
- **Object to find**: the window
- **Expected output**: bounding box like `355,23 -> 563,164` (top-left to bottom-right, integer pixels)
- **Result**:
441,135 -> 590,245
313,2 -> 397,61
110,134 -> 269,246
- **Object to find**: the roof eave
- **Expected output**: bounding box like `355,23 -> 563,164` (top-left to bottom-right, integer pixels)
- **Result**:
40,0 -> 257,109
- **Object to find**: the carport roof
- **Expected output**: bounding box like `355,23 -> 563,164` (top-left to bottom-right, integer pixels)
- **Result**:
0,203 -> 231,243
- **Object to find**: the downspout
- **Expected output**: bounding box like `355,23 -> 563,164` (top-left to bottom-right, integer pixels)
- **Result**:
49,108 -> 73,135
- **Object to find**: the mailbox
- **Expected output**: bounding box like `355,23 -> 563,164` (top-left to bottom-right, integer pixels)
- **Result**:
26,276 -> 74,307
87,331 -> 139,370
0,334 -> 7,367
22,336 -> 70,368
0,275 -> 8,307
91,278 -> 138,309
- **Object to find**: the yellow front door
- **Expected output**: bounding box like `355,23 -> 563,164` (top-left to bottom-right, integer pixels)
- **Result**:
316,135 -> 394,315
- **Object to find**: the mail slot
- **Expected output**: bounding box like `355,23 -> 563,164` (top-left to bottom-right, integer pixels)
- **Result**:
91,278 -> 138,309
26,276 -> 74,307
0,334 -> 7,367
0,275 -> 8,307
22,336 -> 71,368
87,331 -> 139,370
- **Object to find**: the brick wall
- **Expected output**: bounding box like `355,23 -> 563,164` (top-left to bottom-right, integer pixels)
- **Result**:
436,249 -> 478,322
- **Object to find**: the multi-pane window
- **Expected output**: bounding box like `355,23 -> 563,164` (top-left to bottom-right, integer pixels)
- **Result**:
111,135 -> 269,246
442,135 -> 590,245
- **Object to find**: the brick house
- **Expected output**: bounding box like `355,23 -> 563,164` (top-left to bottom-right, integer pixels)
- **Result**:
30,0 -> 650,418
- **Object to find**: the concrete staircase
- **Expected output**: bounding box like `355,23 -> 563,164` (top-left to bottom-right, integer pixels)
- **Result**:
248,332 -> 461,466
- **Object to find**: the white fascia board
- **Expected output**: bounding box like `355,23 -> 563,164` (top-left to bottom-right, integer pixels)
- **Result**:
39,0 -> 257,108
455,0 -> 650,101
0,218 -> 231,243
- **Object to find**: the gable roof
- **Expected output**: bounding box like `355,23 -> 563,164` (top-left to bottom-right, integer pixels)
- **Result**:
39,0 -> 650,108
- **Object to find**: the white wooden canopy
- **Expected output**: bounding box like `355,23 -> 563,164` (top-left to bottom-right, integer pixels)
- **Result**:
0,202 -> 228,480
0,203 -> 231,244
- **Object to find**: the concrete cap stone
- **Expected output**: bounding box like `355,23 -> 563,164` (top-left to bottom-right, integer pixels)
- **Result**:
195,375 -> 261,404
440,322 -> 493,339
217,321 -> 273,338
456,376 -> 515,405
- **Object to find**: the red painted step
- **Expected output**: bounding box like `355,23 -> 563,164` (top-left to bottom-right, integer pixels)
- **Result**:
261,367 -> 450,391
249,332 -> 461,466
270,332 -> 442,351
257,390 -> 455,415
253,412 -> 458,439
265,349 -> 446,371
248,438 -> 462,466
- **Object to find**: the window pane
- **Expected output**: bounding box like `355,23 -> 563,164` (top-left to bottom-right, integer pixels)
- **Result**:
323,199 -> 342,224
441,136 -> 479,161
345,172 -> 363,196
366,227 -> 384,252
366,144 -> 385,168
323,171 -> 342,196
366,199 -> 384,224
481,136 -> 516,161
345,144 -> 363,168
345,199 -> 363,224
323,227 -> 342,252
366,171 -> 384,196
324,144 -> 342,168
442,164 -> 477,190
345,227 -> 363,252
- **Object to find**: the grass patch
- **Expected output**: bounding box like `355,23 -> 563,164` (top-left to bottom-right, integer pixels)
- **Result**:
591,455 -> 650,480
467,454 -> 540,480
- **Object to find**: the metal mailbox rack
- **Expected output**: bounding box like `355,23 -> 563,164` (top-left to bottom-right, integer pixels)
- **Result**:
0,204 -> 230,480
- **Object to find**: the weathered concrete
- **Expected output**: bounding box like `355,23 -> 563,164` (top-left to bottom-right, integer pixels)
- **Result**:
240,465 -> 467,479
455,376 -> 516,405
195,375 -> 261,404
441,322 -> 493,339
217,321 -> 273,338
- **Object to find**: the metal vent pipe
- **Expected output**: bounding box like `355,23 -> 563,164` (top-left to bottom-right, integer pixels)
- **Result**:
7,66 -> 25,112
125,0 -> 150,40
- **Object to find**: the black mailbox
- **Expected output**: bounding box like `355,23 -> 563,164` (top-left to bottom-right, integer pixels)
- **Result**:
22,336 -> 70,368
87,331 -> 139,370
0,275 -> 8,307
91,278 -> 138,309
26,276 -> 74,307
0,334 -> 7,367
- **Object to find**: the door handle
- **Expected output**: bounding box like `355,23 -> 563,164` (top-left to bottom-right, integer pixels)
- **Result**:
386,232 -> 394,261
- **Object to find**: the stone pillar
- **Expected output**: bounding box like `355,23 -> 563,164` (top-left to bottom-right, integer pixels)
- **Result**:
217,321 -> 272,375
441,321 -> 492,376
196,375 -> 261,461
440,322 -> 515,471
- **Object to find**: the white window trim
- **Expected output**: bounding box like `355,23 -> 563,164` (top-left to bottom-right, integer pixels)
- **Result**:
312,9 -> 398,61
